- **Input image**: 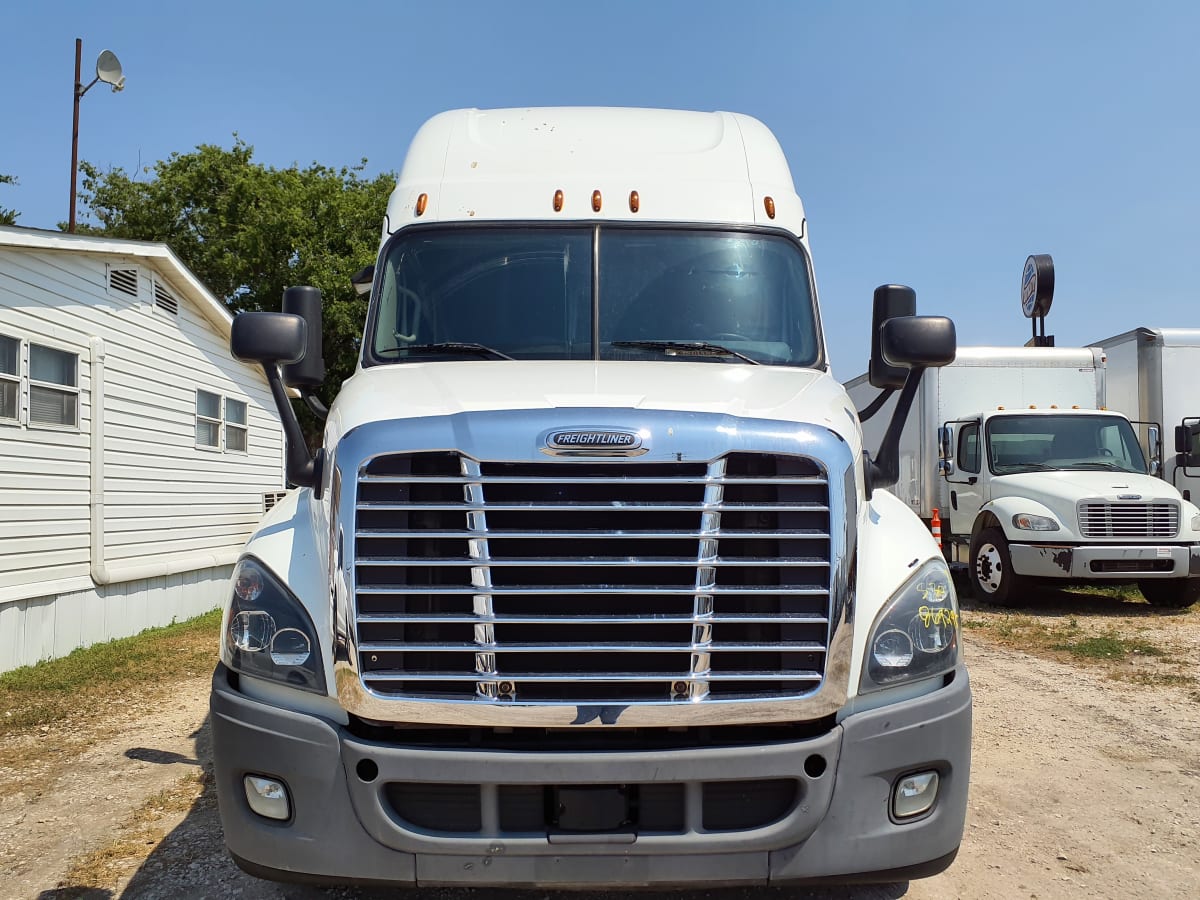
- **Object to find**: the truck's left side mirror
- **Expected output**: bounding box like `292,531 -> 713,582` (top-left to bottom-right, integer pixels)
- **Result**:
868,284 -> 917,389
281,286 -> 326,389
231,312 -> 307,365
1145,424 -> 1162,477
880,315 -> 957,369
938,425 -> 956,476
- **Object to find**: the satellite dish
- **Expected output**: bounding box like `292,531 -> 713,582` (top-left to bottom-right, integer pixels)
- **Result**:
95,50 -> 125,92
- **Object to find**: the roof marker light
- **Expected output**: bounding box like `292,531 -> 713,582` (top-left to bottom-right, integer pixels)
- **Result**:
553,190 -> 564,213
1051,405 -> 1058,409
998,406 -> 1005,410
1029,405 -> 1037,409
629,190 -> 639,213
764,196 -> 776,219
592,190 -> 602,213
415,193 -> 428,217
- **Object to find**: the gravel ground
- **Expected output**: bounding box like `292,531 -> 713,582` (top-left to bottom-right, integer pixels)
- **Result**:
3,591 -> 1198,900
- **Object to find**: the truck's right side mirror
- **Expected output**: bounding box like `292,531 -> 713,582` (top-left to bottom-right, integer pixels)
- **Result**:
880,315 -> 957,369
281,286 -> 326,390
231,312 -> 307,365
938,425 -> 955,476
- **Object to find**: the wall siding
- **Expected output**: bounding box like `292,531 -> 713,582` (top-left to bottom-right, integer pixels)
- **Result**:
0,241 -> 284,667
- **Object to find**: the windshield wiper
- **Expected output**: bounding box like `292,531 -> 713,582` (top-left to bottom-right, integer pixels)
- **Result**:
611,340 -> 760,365
995,462 -> 1056,472
380,342 -> 513,360
1062,461 -> 1131,471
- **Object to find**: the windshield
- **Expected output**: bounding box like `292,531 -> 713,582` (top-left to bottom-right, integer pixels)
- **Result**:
367,226 -> 820,366
987,414 -> 1148,475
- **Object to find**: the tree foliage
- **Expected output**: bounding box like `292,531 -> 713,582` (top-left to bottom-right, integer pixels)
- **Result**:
77,141 -> 394,407
0,173 -> 17,226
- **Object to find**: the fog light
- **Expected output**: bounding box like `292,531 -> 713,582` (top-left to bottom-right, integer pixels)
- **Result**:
244,775 -> 290,821
892,771 -> 939,819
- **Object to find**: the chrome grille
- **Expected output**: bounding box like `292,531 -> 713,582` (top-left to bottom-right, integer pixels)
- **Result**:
354,451 -> 832,704
1077,501 -> 1180,538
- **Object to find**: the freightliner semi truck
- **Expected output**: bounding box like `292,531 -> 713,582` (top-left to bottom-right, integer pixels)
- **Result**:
847,347 -> 1200,608
211,107 -> 971,889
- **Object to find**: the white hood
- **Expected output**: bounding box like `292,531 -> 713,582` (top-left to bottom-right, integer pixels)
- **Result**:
995,469 -> 1178,504
327,361 -> 860,449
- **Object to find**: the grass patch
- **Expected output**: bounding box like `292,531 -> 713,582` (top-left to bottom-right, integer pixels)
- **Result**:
0,610 -> 221,738
1051,631 -> 1165,661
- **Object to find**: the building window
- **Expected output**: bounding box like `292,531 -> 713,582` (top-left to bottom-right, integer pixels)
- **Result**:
28,343 -> 79,427
0,334 -> 17,422
196,390 -> 249,453
196,390 -> 222,448
225,398 -> 248,452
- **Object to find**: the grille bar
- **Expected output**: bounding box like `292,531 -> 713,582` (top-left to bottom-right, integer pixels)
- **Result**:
356,557 -> 829,568
359,474 -> 829,486
357,529 -> 831,540
359,641 -> 828,654
358,585 -> 829,596
358,613 -> 831,625
364,671 -> 824,684
358,501 -> 831,513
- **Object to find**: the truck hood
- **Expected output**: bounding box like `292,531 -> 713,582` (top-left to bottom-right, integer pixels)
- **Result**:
994,470 -> 1181,504
329,361 -> 860,448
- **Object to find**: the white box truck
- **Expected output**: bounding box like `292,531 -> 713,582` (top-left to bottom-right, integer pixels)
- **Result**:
847,347 -> 1200,608
1091,327 -> 1200,504
210,107 -> 971,889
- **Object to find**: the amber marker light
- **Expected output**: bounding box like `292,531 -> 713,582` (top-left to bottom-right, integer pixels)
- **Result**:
629,191 -> 640,213
592,190 -> 603,212
415,193 -> 428,216
553,189 -> 564,212
764,196 -> 776,219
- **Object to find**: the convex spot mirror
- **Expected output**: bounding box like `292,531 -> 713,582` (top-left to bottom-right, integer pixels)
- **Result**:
938,424 -> 955,476
231,312 -> 307,365
868,284 -> 916,390
880,316 -> 956,369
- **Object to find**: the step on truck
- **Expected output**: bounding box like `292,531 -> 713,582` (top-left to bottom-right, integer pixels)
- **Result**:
847,347 -> 1200,608
210,107 -> 971,889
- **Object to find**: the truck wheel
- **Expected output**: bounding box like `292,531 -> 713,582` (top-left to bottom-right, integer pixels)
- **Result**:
969,528 -> 1026,606
1138,578 -> 1200,609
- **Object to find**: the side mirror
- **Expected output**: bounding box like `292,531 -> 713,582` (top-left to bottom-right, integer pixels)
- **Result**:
868,285 -> 917,389
231,312 -> 306,365
938,425 -> 956,476
281,286 -> 326,389
351,263 -> 375,297
1147,424 -> 1162,477
880,316 -> 957,369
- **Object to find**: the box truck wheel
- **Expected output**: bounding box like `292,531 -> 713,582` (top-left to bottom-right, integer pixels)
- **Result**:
1138,578 -> 1200,609
970,527 -> 1027,606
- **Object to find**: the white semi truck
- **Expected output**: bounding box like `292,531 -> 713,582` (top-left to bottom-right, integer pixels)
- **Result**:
211,107 -> 971,889
847,347 -> 1200,608
1091,327 -> 1200,504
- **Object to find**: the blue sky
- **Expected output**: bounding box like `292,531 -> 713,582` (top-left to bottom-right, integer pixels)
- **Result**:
3,1 -> 1197,378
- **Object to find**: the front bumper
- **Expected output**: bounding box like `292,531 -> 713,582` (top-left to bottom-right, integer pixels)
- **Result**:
210,664 -> 971,888
1009,542 -> 1200,580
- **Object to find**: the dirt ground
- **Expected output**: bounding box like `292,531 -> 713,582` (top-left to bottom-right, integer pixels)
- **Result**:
1,589 -> 1197,900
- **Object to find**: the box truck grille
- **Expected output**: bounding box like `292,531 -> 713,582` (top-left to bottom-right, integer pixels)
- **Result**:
354,451 -> 832,704
1077,501 -> 1179,538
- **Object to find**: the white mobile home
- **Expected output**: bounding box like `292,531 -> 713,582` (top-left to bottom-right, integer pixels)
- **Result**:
0,225 -> 285,672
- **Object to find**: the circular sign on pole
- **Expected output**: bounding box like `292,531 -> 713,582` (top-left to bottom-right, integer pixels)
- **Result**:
1021,254 -> 1055,318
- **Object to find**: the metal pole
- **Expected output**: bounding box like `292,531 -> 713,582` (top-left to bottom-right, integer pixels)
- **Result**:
69,38 -> 82,233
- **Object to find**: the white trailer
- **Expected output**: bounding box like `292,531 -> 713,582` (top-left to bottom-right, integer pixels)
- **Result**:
1090,327 -> 1200,503
847,347 -> 1200,607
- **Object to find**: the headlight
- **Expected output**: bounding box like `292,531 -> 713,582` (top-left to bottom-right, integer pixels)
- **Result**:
1012,513 -> 1060,531
861,559 -> 959,693
1192,513 -> 1200,532
221,557 -> 326,694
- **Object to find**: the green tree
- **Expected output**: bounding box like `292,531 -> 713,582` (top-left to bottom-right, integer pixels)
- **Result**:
0,173 -> 18,225
77,141 -> 394,420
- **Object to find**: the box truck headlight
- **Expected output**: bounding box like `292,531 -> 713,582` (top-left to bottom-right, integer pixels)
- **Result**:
1012,513 -> 1060,531
862,560 -> 959,692
221,557 -> 326,694
1192,514 -> 1200,532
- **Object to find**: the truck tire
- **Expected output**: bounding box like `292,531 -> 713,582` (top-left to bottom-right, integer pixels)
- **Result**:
1138,578 -> 1200,609
969,527 -> 1027,606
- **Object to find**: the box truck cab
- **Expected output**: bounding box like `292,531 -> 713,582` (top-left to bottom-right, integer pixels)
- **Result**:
210,108 -> 970,889
940,407 -> 1200,607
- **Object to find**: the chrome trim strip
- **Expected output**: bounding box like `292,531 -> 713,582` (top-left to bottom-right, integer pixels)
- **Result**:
334,408 -> 855,728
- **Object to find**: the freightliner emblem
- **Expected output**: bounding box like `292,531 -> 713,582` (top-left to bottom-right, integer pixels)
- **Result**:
542,428 -> 647,457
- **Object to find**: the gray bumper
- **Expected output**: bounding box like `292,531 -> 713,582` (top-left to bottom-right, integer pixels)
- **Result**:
210,665 -> 971,888
1009,542 -> 1200,580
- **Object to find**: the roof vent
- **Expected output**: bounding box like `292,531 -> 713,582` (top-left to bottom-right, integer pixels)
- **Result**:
108,266 -> 138,298
263,490 -> 288,513
153,279 -> 179,315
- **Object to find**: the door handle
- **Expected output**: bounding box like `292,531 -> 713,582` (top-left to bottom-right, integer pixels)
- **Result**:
951,490 -> 958,511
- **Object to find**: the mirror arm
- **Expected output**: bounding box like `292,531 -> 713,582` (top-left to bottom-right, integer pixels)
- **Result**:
857,387 -> 895,423
867,367 -> 926,499
262,361 -> 323,497
302,389 -> 329,421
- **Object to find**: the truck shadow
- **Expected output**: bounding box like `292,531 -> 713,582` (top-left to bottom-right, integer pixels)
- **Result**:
41,713 -> 910,900
960,584 -> 1194,619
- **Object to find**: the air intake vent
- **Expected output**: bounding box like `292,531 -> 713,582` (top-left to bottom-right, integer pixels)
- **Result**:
108,266 -> 138,298
153,279 -> 179,315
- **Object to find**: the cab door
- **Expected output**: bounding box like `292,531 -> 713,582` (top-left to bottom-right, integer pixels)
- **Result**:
943,419 -> 984,537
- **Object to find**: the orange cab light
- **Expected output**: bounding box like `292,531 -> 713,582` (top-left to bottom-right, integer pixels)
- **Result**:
629,190 -> 640,213
1050,405 -> 1058,409
764,196 -> 776,219
1029,405 -> 1037,409
592,190 -> 603,212
1072,405 -> 1080,409
415,193 -> 428,216
553,190 -> 564,212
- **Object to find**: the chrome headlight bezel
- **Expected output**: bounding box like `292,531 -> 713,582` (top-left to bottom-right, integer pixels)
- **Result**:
221,557 -> 327,694
861,559 -> 960,693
